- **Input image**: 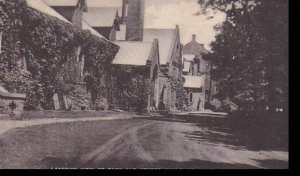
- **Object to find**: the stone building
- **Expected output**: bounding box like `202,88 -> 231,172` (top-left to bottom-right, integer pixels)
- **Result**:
81,0 -> 183,111
27,0 -> 110,110
182,75 -> 205,111
143,27 -> 183,111
39,0 -> 163,112
4,0 -> 183,112
183,34 -> 218,109
112,39 -> 160,111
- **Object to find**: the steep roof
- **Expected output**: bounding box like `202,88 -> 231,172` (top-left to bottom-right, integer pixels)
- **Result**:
27,0 -> 105,39
43,0 -> 123,8
143,28 -> 176,65
112,41 -> 153,66
43,0 -> 79,6
85,0 -> 123,8
183,41 -> 209,55
83,7 -> 121,27
183,75 -> 204,89
82,20 -> 106,39
27,0 -> 71,23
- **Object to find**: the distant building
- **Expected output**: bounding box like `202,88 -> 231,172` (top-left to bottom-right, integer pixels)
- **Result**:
182,75 -> 205,111
182,34 -> 218,110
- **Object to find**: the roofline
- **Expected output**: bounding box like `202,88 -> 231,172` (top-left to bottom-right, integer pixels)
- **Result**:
144,28 -> 176,30
146,38 -> 160,66
114,41 -> 153,44
166,25 -> 180,65
86,7 -> 122,9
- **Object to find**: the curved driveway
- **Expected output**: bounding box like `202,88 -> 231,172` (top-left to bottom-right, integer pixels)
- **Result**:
0,116 -> 288,169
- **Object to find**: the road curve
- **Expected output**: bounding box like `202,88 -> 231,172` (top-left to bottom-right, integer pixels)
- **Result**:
0,118 -> 288,169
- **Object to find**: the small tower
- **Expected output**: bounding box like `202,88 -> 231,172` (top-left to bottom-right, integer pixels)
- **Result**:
125,0 -> 145,41
71,0 -> 88,29
121,0 -> 129,24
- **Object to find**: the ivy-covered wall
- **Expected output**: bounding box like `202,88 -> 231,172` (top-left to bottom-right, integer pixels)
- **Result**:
108,65 -> 150,112
0,0 -> 119,111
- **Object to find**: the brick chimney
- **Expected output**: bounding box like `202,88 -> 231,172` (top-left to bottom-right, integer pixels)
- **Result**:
192,34 -> 196,42
121,0 -> 129,24
125,0 -> 145,41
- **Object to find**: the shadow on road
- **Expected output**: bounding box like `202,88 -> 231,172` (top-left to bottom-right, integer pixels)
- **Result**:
136,115 -> 288,152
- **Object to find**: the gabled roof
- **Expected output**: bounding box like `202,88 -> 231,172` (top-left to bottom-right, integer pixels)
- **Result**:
82,20 -> 106,39
83,7 -> 121,27
27,0 -> 71,23
27,0 -> 105,39
183,41 -> 209,55
143,28 -> 176,65
43,0 -> 79,6
183,75 -> 204,89
112,41 -> 153,66
85,0 -> 123,8
43,0 -> 123,8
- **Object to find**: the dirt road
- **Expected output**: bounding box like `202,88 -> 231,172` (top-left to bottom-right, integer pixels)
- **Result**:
0,117 -> 288,169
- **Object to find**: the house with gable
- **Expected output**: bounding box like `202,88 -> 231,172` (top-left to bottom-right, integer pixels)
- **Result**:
143,27 -> 183,111
27,0 -> 183,112
44,0 -> 123,41
182,34 -> 219,110
43,0 -> 161,112
26,0 -> 116,111
112,40 -> 160,111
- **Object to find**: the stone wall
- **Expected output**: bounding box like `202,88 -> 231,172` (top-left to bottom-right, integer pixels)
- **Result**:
164,26 -> 182,111
184,89 -> 205,111
0,98 -> 25,116
147,39 -> 160,110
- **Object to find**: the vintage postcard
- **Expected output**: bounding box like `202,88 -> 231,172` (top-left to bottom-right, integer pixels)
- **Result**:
0,0 -> 288,169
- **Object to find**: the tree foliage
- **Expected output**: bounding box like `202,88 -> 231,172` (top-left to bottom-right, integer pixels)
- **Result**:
200,0 -> 288,113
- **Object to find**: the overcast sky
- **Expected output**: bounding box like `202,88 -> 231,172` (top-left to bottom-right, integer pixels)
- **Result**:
42,0 -> 226,50
144,0 -> 226,49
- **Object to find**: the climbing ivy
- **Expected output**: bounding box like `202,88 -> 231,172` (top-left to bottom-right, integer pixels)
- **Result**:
166,74 -> 189,111
0,0 -> 119,110
108,65 -> 150,112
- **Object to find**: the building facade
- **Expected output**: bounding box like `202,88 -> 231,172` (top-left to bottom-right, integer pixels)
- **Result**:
182,34 -> 218,110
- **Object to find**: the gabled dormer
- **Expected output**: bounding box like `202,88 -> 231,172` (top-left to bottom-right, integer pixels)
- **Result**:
45,0 -> 87,28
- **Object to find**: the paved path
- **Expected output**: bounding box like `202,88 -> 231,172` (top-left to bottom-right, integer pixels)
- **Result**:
0,117 -> 288,169
79,119 -> 288,168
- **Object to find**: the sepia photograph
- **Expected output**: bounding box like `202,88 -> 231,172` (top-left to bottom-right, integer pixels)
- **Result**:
0,0 -> 288,169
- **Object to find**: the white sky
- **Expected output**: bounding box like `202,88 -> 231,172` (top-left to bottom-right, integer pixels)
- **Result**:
144,0 -> 226,50
39,0 -> 226,50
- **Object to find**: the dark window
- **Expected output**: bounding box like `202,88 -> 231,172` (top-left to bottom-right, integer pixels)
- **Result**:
189,92 -> 193,103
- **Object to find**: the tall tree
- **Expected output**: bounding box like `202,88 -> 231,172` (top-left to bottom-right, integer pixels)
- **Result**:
200,0 -> 288,113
